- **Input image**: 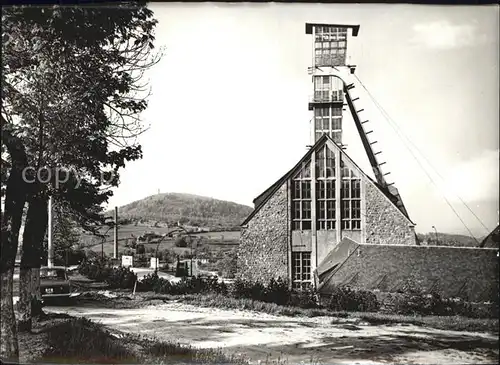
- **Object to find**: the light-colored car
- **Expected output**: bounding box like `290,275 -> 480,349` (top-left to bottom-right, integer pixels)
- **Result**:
40,266 -> 72,300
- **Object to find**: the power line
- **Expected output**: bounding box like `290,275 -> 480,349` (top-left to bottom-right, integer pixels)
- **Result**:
353,75 -> 486,243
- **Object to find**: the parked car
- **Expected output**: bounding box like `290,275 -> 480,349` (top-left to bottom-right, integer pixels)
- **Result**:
40,266 -> 72,301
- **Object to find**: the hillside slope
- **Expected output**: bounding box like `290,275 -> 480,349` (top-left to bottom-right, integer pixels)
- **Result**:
416,232 -> 482,247
112,193 -> 253,229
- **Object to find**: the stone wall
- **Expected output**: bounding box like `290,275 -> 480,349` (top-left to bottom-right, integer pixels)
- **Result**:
319,241 -> 499,302
364,179 -> 416,245
237,183 -> 289,283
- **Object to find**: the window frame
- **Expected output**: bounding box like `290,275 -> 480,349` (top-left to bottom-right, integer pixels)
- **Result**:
291,252 -> 312,290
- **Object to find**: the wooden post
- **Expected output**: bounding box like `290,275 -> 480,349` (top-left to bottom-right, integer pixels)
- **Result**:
113,206 -> 118,259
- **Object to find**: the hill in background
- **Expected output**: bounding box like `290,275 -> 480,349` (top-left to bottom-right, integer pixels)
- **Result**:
417,232 -> 482,247
109,193 -> 253,230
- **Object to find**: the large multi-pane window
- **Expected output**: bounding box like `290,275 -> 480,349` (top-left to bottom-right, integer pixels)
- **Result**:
340,161 -> 361,230
314,26 -> 348,66
313,76 -> 344,103
292,163 -> 312,230
314,76 -> 330,102
292,252 -> 311,290
316,145 -> 336,230
314,106 -> 343,143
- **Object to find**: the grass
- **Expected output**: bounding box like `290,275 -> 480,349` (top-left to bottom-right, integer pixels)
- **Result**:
350,311 -> 500,333
38,317 -> 139,364
145,293 -> 329,318
34,315 -> 250,364
141,293 -> 499,333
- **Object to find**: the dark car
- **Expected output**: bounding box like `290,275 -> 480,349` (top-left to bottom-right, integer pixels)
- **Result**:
40,266 -> 72,300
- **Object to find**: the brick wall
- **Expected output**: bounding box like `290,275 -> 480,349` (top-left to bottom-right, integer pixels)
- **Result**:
237,183 -> 289,283
319,241 -> 499,302
364,179 -> 416,245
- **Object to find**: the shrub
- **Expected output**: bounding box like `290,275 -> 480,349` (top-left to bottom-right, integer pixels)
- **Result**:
40,317 -> 138,363
387,289 -> 497,318
326,286 -> 380,312
289,288 -> 319,309
174,236 -> 188,248
136,244 -> 145,254
79,257 -> 112,282
137,274 -> 228,296
266,278 -> 291,306
78,259 -> 137,289
106,266 -> 137,289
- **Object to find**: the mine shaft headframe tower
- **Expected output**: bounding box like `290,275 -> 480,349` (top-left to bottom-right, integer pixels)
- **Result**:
306,23 -> 359,147
306,23 -> 411,218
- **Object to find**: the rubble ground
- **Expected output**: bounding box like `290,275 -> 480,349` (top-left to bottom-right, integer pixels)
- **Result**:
30,293 -> 499,365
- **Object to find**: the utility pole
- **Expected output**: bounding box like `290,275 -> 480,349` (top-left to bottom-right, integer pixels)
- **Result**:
47,196 -> 54,268
113,206 -> 118,259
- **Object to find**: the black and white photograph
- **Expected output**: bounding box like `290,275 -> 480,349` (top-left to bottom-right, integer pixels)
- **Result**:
1,2 -> 499,365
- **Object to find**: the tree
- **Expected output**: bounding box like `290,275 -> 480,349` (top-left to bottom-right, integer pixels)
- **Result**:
174,236 -> 188,248
1,4 -> 161,356
136,244 -> 145,255
1,122 -> 28,361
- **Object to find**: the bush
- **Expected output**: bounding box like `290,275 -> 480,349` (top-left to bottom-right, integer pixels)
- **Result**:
289,288 -> 319,309
266,278 -> 291,305
79,257 -> 112,282
387,288 -> 497,318
106,266 -> 137,289
326,286 -> 380,312
78,259 -> 137,289
40,317 -> 138,363
174,236 -> 188,248
137,274 -> 228,296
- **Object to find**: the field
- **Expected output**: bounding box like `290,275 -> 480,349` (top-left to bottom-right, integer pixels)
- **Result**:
80,224 -> 239,259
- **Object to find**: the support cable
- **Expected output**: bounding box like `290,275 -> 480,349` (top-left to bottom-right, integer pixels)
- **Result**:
353,75 -> 488,242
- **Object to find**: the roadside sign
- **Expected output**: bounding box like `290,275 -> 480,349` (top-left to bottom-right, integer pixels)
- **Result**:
122,255 -> 133,267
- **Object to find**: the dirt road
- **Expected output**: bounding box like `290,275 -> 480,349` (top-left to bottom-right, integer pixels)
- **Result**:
45,301 -> 498,364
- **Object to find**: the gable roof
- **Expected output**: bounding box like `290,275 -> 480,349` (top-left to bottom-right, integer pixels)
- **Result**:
242,134 -> 414,226
480,224 -> 500,248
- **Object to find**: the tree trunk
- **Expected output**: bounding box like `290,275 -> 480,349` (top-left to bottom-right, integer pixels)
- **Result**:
1,267 -> 18,362
32,268 -> 41,301
17,268 -> 32,332
18,195 -> 48,332
1,120 -> 29,362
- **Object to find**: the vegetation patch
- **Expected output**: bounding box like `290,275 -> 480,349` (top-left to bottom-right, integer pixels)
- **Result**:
34,315 -> 250,364
39,317 -> 139,364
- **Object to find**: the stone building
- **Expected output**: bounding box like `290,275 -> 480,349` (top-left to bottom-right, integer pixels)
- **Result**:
237,23 -> 499,297
238,133 -> 416,289
237,23 -> 417,289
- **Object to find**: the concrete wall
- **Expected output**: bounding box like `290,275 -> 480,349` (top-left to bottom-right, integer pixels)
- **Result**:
319,241 -> 499,302
364,180 -> 416,246
316,230 -> 338,264
292,230 -> 312,251
237,183 -> 289,283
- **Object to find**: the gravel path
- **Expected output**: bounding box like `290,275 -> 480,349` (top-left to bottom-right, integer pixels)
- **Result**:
45,301 -> 499,364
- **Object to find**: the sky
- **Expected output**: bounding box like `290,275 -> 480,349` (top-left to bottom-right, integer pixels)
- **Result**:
105,3 -> 499,238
